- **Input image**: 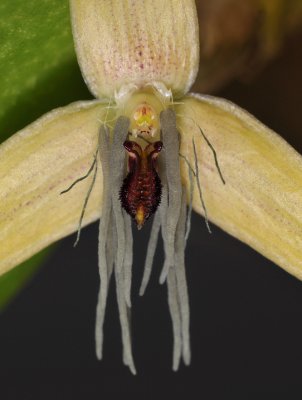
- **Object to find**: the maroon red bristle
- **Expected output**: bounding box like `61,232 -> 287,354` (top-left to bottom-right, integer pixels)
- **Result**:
119,140 -> 163,227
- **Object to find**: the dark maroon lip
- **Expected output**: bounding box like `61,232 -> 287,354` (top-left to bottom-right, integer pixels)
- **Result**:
119,140 -> 163,228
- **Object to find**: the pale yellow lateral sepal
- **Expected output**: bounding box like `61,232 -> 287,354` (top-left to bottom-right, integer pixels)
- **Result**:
0,100 -> 107,275
177,94 -> 302,280
70,0 -> 199,100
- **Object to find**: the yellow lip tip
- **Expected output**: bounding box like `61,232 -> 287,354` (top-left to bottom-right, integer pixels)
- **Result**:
135,206 -> 145,229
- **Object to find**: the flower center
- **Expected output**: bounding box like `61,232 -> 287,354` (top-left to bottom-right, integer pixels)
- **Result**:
132,102 -> 158,137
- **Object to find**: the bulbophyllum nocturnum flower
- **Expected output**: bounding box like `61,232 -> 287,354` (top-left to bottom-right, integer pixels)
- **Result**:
0,0 -> 302,374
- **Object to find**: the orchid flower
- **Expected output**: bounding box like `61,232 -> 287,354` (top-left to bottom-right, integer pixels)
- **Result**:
1,0 -> 302,375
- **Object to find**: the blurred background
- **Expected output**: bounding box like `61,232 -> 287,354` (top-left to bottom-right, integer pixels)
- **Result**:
0,0 -> 302,398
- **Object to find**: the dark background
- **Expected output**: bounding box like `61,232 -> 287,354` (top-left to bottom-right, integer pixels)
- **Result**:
1,26 -> 302,400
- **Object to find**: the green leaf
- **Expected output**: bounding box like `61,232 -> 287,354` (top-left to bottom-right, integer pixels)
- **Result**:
0,0 -> 91,307
0,248 -> 51,311
0,0 -> 92,141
